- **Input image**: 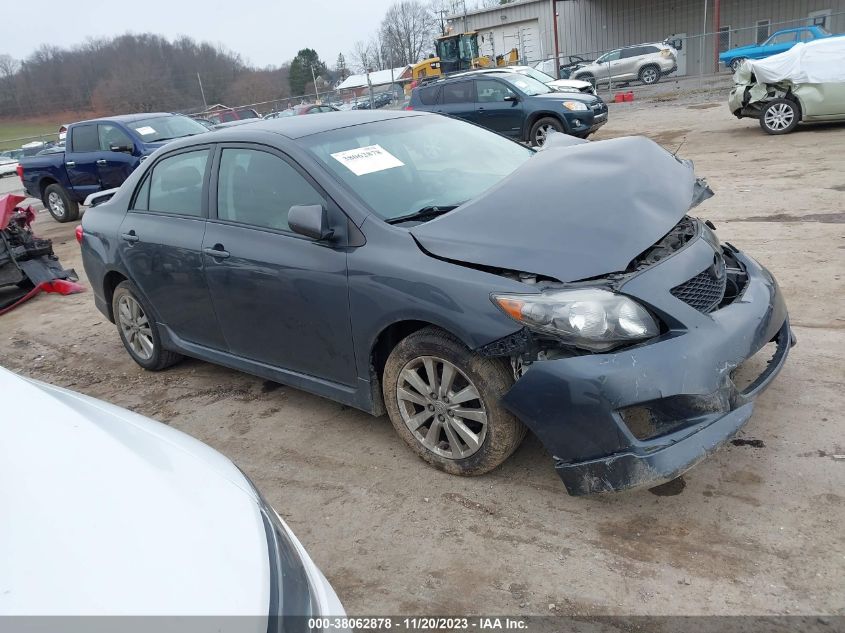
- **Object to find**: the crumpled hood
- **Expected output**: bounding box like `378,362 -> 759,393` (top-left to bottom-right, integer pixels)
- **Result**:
410,135 -> 705,282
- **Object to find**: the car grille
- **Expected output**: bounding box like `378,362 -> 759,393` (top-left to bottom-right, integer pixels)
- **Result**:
670,255 -> 727,313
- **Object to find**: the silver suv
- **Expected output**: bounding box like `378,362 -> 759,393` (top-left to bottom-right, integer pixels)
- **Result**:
573,43 -> 677,85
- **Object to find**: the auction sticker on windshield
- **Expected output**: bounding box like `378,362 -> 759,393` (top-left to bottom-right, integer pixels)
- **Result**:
135,126 -> 157,136
330,144 -> 404,176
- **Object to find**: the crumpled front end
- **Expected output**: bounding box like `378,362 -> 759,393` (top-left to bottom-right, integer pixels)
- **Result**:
494,213 -> 792,495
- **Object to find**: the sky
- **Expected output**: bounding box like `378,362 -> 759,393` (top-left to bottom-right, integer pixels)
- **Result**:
1,0 -> 397,68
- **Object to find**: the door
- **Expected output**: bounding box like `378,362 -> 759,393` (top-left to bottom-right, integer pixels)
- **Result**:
97,123 -> 138,190
118,147 -> 227,350
617,47 -> 641,81
598,49 -> 622,83
474,79 -> 523,137
437,81 -> 477,123
203,145 -> 357,386
65,124 -> 101,200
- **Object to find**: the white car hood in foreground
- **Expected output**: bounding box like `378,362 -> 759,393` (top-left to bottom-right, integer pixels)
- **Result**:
0,367 -> 271,616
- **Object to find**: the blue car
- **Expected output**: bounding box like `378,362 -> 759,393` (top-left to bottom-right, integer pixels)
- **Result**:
720,26 -> 835,72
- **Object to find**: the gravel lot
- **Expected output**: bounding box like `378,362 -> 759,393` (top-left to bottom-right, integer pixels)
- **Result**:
1,87 -> 843,617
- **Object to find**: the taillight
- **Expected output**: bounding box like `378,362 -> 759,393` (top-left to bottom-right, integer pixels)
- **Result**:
75,225 -> 83,244
16,164 -> 23,181
404,105 -> 414,111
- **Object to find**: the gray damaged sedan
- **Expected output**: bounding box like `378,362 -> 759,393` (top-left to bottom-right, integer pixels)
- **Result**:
79,111 -> 793,495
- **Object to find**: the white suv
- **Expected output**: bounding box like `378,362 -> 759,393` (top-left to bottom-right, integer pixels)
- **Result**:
573,43 -> 677,85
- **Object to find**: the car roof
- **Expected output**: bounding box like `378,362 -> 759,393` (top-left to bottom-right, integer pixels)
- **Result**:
201,110 -> 426,141
73,112 -> 176,125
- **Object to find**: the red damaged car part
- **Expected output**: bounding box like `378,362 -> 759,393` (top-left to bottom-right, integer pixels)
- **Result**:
0,194 -> 83,315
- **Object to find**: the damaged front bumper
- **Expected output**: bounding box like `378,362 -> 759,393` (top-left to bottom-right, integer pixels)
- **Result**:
501,239 -> 792,496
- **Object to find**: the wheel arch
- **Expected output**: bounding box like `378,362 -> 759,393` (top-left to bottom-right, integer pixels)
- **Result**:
368,319 -> 477,416
523,111 -> 568,140
38,177 -> 59,202
102,269 -> 129,322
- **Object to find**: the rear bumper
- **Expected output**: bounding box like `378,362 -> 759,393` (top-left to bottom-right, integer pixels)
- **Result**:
501,245 -> 792,495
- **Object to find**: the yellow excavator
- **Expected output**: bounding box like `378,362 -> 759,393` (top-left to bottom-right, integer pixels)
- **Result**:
410,31 -> 519,85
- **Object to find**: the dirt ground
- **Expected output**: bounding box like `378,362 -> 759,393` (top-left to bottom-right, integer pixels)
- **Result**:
1,88 -> 843,616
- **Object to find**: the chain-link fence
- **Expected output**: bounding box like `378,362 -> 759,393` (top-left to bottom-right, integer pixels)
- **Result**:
530,11 -> 845,95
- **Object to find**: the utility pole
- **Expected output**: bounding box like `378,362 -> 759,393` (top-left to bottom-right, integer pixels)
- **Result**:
197,72 -> 208,111
551,0 -> 561,79
366,68 -> 375,110
310,64 -> 320,103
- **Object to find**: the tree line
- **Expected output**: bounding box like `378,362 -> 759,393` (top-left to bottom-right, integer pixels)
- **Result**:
0,0 -> 515,120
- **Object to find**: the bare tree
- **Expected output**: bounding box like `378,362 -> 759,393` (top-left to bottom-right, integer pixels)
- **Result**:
380,0 -> 438,67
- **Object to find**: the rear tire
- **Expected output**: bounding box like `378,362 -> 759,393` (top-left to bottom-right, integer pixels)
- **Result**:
112,281 -> 182,371
382,326 -> 526,476
529,116 -> 564,147
639,64 -> 661,85
759,98 -> 800,135
44,184 -> 79,223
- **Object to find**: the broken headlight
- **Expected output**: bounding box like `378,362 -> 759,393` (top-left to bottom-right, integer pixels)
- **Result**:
492,288 -> 659,352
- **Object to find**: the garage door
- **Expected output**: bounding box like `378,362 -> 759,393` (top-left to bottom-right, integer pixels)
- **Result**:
477,19 -> 542,65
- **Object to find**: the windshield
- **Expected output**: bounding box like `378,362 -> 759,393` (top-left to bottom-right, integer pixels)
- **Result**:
498,73 -> 552,96
301,115 -> 534,222
128,115 -> 207,142
518,67 -> 555,84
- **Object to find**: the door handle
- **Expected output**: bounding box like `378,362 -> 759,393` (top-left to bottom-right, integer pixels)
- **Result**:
96,159 -> 108,166
66,161 -> 76,167
120,231 -> 139,243
477,106 -> 486,111
203,246 -> 230,260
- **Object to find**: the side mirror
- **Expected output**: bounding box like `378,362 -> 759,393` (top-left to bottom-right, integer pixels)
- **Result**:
289,204 -> 334,241
503,94 -> 520,102
110,144 -> 133,153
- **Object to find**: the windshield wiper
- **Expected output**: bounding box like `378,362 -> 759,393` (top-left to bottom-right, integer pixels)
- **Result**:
386,205 -> 461,225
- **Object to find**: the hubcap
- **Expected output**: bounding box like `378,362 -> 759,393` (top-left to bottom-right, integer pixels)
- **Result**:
764,103 -> 794,131
117,294 -> 154,360
642,68 -> 657,83
48,191 -> 65,218
396,356 -> 488,459
535,124 -> 554,146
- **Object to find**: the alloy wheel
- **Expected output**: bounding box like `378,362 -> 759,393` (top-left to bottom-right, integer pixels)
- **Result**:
641,67 -> 658,84
48,192 -> 65,219
117,294 -> 154,360
764,103 -> 795,131
396,355 -> 488,459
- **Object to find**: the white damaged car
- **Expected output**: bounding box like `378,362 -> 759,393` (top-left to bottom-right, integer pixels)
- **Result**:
729,37 -> 845,134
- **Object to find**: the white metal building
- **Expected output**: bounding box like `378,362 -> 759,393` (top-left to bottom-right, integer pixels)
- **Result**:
447,0 -> 845,75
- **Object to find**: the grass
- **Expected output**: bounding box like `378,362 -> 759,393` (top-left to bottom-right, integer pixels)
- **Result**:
0,111 -> 96,151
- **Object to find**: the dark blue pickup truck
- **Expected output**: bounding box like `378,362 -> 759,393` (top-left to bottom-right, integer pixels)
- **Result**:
19,113 -> 208,222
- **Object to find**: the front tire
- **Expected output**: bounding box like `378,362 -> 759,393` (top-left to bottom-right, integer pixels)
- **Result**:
112,281 -> 182,371
639,64 -> 660,85
382,327 -> 526,476
43,184 -> 79,223
529,116 -> 564,146
759,98 -> 800,135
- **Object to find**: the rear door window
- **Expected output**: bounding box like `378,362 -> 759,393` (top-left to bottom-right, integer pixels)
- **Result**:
442,81 -> 473,104
70,125 -> 99,153
146,149 -> 210,216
